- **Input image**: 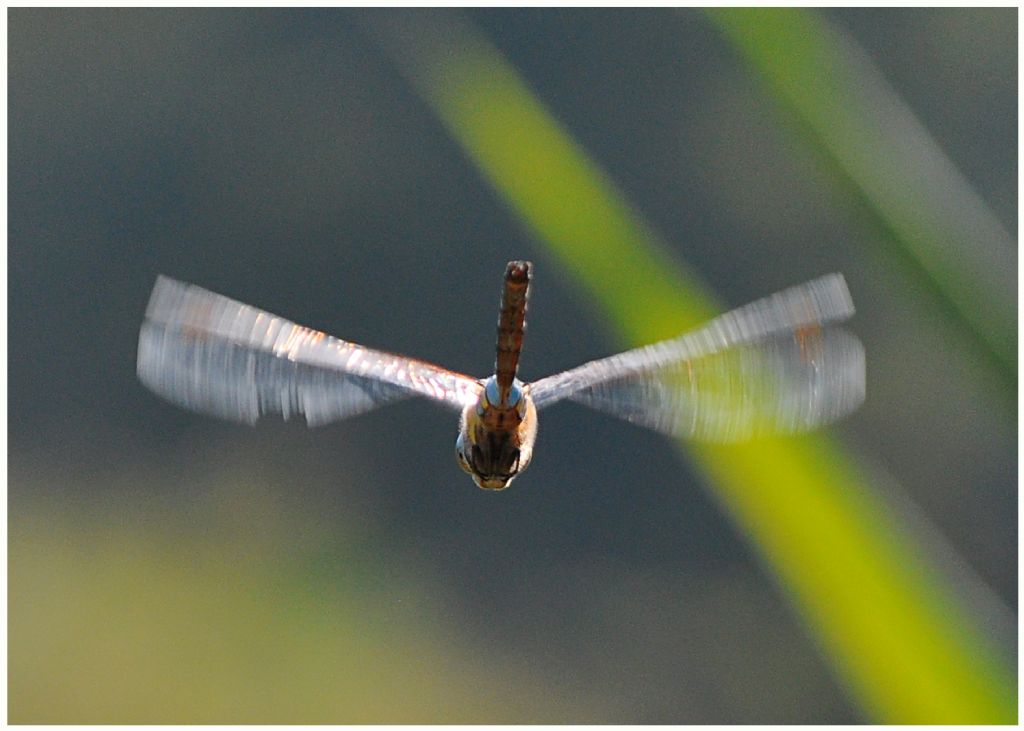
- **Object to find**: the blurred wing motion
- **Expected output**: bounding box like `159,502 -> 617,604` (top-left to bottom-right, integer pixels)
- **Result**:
138,276 -> 482,426
528,274 -> 864,442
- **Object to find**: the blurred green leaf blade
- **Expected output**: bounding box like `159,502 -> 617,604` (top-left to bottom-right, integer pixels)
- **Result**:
706,7 -> 1017,395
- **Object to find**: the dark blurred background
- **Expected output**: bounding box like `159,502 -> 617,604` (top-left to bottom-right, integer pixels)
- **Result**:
8,8 -> 1016,723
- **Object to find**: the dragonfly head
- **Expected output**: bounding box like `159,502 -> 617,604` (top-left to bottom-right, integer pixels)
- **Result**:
456,379 -> 537,490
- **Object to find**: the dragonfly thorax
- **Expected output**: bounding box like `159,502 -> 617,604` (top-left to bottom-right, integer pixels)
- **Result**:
456,378 -> 537,490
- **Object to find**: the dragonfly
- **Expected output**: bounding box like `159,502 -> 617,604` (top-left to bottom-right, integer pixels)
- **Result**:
137,261 -> 864,490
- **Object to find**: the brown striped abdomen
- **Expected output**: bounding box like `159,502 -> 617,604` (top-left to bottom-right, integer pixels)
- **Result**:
494,260 -> 532,405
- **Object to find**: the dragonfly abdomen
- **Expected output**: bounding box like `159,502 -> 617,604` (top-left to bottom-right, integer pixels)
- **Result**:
494,260 -> 532,406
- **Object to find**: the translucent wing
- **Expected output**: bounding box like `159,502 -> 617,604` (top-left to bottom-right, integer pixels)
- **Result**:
527,274 -> 864,442
137,276 -> 482,426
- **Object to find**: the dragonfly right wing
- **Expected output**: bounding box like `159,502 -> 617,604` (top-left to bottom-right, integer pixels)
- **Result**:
528,274 -> 865,442
138,276 -> 482,426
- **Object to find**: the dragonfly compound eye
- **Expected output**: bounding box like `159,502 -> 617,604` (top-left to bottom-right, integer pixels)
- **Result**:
483,375 -> 523,409
483,376 -> 501,406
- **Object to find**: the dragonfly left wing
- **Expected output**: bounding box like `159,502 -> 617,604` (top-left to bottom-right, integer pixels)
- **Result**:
138,276 -> 482,426
528,274 -> 865,442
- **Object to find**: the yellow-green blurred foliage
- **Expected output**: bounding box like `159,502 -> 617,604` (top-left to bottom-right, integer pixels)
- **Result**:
10,454 -> 601,723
